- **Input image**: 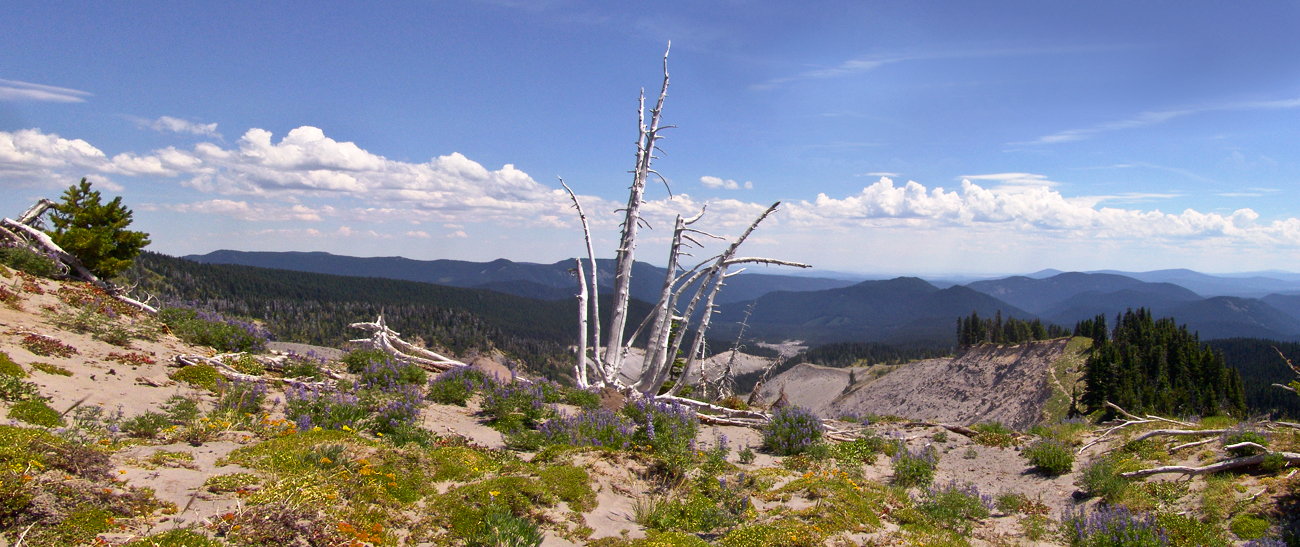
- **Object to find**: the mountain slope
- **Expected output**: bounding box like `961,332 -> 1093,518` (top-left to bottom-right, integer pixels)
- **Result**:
186,250 -> 855,304
1090,268 -> 1300,297
966,272 -> 1151,313
713,277 -> 1035,344
1262,293 -> 1300,321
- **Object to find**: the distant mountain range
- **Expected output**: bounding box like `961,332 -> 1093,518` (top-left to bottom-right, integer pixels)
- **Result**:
186,250 -> 1300,345
186,250 -> 856,306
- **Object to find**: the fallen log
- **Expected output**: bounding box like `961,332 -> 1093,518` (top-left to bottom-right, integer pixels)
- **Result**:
1120,451 -> 1300,478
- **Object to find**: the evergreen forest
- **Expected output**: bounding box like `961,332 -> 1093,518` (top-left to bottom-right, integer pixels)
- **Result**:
955,310 -> 1070,346
1078,308 -> 1248,418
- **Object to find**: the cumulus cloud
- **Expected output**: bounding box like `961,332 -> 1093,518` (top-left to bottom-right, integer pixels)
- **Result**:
157,200 -> 328,222
0,79 -> 91,103
700,175 -> 752,190
5,126 -> 1299,249
135,116 -> 221,138
406,230 -> 431,238
786,177 -> 1300,244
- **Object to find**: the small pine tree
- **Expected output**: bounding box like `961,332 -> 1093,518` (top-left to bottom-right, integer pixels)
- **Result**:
47,178 -> 151,279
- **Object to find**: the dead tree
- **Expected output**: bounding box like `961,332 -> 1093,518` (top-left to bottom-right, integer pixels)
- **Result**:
563,44 -> 809,397
0,199 -> 156,313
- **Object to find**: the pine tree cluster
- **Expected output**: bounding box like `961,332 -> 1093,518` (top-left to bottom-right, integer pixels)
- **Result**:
1078,309 -> 1247,418
955,310 -> 1069,346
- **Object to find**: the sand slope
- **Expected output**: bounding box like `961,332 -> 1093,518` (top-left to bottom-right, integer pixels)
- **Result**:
763,339 -> 1072,429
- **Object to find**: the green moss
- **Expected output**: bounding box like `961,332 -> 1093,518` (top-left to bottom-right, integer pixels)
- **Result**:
205,472 -> 262,493
30,362 -> 72,376
1157,513 -> 1232,547
0,352 -> 26,377
769,472 -> 887,535
123,528 -> 227,547
1230,514 -> 1271,540
170,364 -> 221,391
8,399 -> 65,427
537,464 -> 596,512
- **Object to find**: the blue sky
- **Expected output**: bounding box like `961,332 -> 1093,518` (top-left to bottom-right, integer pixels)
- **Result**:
2,1 -> 1299,275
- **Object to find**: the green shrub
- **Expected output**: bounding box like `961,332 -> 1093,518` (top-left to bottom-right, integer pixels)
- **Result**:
564,388 -> 601,409
0,375 -> 42,403
341,348 -> 389,374
8,399 -> 65,427
1077,455 -> 1130,503
359,358 -> 426,387
161,394 -> 201,423
831,435 -> 888,465
761,406 -> 823,456
738,446 -> 755,464
972,421 -> 1017,447
170,364 -> 221,391
158,307 -> 267,353
1024,438 -> 1074,475
891,444 -> 938,488
0,352 -> 25,377
916,482 -> 993,534
0,247 -> 58,278
470,509 -> 544,547
122,411 -> 172,438
215,378 -> 267,415
622,397 -> 699,477
1224,426 -> 1270,457
427,367 -> 492,406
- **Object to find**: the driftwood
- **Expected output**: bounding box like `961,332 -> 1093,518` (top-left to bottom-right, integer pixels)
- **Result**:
348,315 -> 466,371
0,202 -> 157,314
1120,451 -> 1300,478
173,354 -> 334,389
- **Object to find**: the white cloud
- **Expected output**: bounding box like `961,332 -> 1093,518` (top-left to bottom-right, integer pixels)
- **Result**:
135,116 -> 221,138
959,173 -> 1059,193
0,128 -> 168,188
447,230 -> 468,238
0,79 -> 91,103
157,200 -> 327,222
786,177 -> 1300,244
406,230 -> 431,238
700,175 -> 752,190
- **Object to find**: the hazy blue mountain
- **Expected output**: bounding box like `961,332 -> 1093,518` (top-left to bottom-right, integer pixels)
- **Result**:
1260,293 -> 1300,321
186,250 -> 856,304
965,272 -> 1151,313
1041,284 -> 1203,325
1088,268 -> 1300,297
710,277 -> 1036,345
1164,297 -> 1300,341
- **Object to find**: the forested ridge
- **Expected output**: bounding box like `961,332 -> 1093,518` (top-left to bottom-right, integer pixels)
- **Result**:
1204,338 -> 1300,419
123,252 -> 652,381
1078,308 -> 1247,418
956,310 -> 1070,346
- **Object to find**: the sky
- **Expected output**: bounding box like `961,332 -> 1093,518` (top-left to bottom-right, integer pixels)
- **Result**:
2,1 -> 1299,276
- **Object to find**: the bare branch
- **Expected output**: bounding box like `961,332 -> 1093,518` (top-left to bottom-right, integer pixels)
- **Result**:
1121,452 -> 1300,478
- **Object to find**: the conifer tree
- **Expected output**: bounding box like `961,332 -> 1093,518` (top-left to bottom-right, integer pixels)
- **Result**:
47,178 -> 151,279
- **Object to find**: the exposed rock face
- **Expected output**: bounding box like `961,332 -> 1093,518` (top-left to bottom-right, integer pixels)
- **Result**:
764,339 -> 1071,430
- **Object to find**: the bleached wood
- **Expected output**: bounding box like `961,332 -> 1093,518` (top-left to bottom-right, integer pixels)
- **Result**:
2,217 -> 157,313
560,179 -> 604,383
577,257 -> 592,387
1120,452 -> 1300,478
604,43 -> 672,375
1130,428 -> 1230,443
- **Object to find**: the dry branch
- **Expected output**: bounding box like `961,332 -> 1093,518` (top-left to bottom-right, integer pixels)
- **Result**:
1120,451 -> 1300,478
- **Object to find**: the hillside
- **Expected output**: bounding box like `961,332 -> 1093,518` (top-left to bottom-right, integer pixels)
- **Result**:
126,252 -> 660,382
2,268 -> 1298,546
967,271 -> 1300,342
186,250 -> 856,305
713,277 -> 1036,345
820,338 -> 1082,430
